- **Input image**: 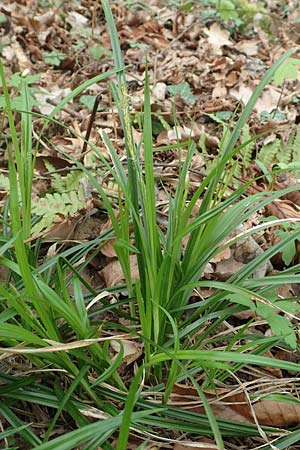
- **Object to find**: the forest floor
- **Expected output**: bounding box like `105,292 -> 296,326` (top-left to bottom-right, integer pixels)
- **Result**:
2,0 -> 300,449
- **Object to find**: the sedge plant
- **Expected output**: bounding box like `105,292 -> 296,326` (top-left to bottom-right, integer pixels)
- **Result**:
99,0 -> 300,372
80,3 -> 300,446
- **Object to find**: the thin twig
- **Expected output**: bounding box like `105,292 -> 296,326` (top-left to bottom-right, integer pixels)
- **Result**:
80,94 -> 102,162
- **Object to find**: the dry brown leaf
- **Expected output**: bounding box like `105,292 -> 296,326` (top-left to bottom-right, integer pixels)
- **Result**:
213,257 -> 245,280
11,40 -> 31,72
99,217 -> 118,257
152,81 -> 167,101
212,82 -> 227,99
35,87 -> 73,115
100,217 -> 135,258
0,264 -> 9,284
202,98 -> 235,113
225,70 -> 238,86
14,15 -> 45,32
35,155 -> 72,173
265,200 -> 300,220
233,309 -> 256,320
51,135 -> 82,159
132,19 -> 170,49
211,56 -> 228,72
110,339 -> 143,365
204,23 -> 232,55
66,11 -> 89,29
34,11 -> 55,26
131,127 -> 143,147
274,173 -> 300,207
254,123 -> 280,135
172,384 -> 300,427
275,282 -> 296,299
236,40 -> 259,56
43,215 -> 78,240
260,350 -> 283,378
272,348 -> 300,365
231,83 -> 282,114
172,385 -> 252,424
157,124 -> 205,146
254,399 -> 300,427
100,238 -> 118,258
73,217 -> 104,241
210,247 -> 231,264
101,254 -> 139,287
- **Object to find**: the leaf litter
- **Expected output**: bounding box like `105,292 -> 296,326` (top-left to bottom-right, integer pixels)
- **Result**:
1,0 -> 300,448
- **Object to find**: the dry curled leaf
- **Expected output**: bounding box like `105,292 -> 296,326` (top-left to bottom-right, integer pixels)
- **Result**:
274,172 -> 300,207
171,384 -> 253,424
265,200 -> 300,220
110,339 -> 143,365
101,254 -> 139,287
172,384 -> 300,427
204,23 -> 232,55
253,398 -> 300,427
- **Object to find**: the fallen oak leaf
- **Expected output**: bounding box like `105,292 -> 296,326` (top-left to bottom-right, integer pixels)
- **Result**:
110,339 -> 143,365
100,216 -> 135,258
171,384 -> 253,424
273,172 -> 300,207
172,384 -> 300,427
253,397 -> 300,427
204,23 -> 232,55
101,254 -> 139,287
265,199 -> 300,221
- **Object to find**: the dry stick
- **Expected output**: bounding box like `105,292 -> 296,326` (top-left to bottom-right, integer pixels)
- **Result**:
38,160 -> 247,194
156,19 -> 197,57
80,94 -> 102,163
46,98 -> 82,119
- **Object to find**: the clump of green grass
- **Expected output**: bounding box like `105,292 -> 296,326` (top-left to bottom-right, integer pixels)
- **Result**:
1,1 -> 300,449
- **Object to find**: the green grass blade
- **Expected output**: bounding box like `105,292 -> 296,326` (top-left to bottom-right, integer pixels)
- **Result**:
260,429 -> 300,450
142,67 -> 161,268
0,403 -> 42,447
0,323 -> 49,346
150,349 -> 300,372
33,410 -> 161,450
0,423 -> 30,440
43,365 -> 90,442
115,366 -> 145,450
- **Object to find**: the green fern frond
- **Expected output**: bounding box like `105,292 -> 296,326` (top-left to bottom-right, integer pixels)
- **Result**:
258,138 -> 281,167
293,128 -> 300,157
257,126 -> 300,178
32,188 -> 86,235
52,171 -> 83,193
293,129 -> 300,177
43,160 -> 56,173
277,128 -> 295,165
34,190 -> 86,216
43,159 -> 66,193
231,159 -> 242,188
43,159 -> 84,193
32,214 -> 57,236
241,124 -> 254,168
